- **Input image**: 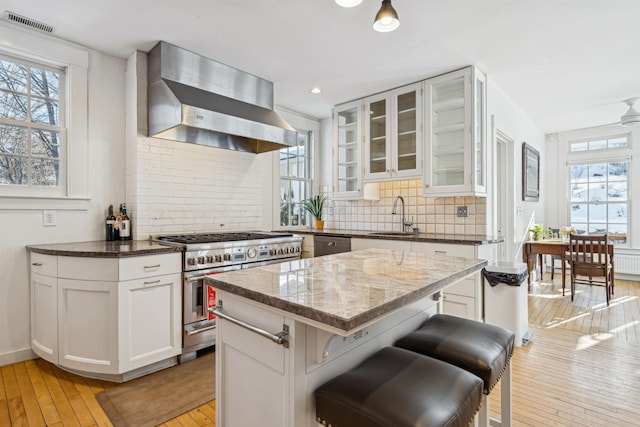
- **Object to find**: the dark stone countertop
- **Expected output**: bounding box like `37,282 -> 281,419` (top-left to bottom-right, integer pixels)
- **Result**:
281,228 -> 503,245
27,240 -> 183,257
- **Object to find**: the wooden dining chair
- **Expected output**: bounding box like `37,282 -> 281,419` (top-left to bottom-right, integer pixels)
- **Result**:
568,233 -> 614,305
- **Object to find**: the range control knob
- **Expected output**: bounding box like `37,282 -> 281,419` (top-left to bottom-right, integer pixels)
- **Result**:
206,255 -> 214,263
197,256 -> 205,264
223,253 -> 231,261
187,258 -> 196,266
269,249 -> 276,256
215,255 -> 222,262
247,248 -> 257,258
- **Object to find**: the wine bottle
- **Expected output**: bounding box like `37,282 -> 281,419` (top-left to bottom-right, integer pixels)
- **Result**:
120,203 -> 131,241
105,204 -> 117,241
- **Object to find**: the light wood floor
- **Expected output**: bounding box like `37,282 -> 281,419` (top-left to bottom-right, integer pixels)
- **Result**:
2,275 -> 640,426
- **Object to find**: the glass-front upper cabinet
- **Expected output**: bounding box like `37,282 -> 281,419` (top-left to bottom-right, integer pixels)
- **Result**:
333,100 -> 363,200
364,82 -> 422,181
423,67 -> 486,196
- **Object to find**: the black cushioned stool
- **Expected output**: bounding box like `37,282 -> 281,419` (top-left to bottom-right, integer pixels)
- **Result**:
314,346 -> 483,427
395,314 -> 515,427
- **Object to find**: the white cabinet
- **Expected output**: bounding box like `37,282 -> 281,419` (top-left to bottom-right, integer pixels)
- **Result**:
364,82 -> 422,181
119,273 -> 182,372
30,251 -> 181,381
351,237 -> 410,251
30,253 -> 58,362
410,241 -> 495,321
423,67 -> 486,196
333,100 -> 364,200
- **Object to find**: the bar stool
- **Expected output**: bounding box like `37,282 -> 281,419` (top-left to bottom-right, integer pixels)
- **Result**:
315,346 -> 483,427
395,314 -> 515,427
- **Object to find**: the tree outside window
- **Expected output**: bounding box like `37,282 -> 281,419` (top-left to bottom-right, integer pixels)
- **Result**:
0,55 -> 64,189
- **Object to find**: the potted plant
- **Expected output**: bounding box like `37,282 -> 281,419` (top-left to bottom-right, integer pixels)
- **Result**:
528,224 -> 543,241
302,194 -> 327,230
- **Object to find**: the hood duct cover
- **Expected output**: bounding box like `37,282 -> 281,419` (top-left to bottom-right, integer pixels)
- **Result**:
147,41 -> 297,153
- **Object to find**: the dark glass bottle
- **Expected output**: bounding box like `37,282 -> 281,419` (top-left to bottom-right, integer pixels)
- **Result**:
120,203 -> 131,241
105,204 -> 117,241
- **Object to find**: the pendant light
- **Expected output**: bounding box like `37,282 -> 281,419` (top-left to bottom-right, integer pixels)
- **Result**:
373,0 -> 400,32
335,0 -> 363,7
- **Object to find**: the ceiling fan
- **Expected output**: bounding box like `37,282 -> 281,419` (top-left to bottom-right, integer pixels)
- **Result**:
619,98 -> 640,126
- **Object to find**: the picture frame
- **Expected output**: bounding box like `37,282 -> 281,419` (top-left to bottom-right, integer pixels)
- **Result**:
522,142 -> 540,201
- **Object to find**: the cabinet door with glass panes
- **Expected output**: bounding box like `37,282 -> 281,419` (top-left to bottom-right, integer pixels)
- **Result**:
333,100 -> 363,200
364,83 -> 422,181
423,67 -> 486,196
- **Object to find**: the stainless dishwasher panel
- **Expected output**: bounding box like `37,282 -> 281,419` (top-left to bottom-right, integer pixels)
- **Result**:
314,235 -> 351,257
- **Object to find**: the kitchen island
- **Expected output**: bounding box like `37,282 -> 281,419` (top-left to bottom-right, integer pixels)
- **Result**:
205,248 -> 487,427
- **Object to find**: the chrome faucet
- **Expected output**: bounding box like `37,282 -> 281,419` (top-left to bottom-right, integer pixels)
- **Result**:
391,196 -> 413,233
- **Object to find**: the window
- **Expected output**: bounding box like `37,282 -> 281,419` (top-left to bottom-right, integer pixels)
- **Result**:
1,22 -> 89,210
568,134 -> 629,244
280,130 -> 312,227
0,53 -> 66,192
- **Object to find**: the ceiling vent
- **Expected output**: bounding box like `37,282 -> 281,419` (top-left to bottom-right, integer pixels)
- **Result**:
4,11 -> 54,34
620,98 -> 640,126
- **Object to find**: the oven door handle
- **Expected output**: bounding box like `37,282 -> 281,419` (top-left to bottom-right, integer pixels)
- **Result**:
209,306 -> 289,349
186,275 -> 207,283
186,323 -> 217,336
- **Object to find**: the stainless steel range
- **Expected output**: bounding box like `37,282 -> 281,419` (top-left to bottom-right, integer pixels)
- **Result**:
155,231 -> 303,362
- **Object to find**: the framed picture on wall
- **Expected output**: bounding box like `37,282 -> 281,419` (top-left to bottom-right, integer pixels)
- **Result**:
522,142 -> 539,201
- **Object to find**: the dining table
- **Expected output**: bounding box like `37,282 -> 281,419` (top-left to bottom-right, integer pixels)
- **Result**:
522,238 -> 615,296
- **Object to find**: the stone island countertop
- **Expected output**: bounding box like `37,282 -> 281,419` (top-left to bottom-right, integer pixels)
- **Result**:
27,240 -> 182,257
206,248 -> 487,333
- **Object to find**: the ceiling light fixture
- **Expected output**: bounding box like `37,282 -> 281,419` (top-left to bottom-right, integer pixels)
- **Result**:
373,0 -> 400,32
620,98 -> 640,126
335,0 -> 363,7
310,87 -> 322,94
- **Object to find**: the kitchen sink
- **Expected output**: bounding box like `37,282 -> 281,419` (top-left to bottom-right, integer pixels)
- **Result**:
368,232 -> 414,236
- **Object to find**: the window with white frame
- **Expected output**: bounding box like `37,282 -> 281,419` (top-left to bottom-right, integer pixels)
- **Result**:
280,130 -> 312,227
0,53 -> 66,192
568,135 -> 629,244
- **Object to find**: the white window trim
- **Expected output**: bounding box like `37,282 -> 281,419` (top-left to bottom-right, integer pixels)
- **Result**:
556,126 -> 634,247
0,22 -> 89,210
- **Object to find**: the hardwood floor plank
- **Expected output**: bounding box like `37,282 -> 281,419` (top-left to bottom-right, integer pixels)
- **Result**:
2,364 -> 30,427
0,365 -> 13,427
37,360 -> 82,427
25,359 -> 62,426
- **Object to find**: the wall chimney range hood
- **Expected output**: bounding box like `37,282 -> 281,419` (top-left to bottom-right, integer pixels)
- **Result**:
147,41 -> 297,154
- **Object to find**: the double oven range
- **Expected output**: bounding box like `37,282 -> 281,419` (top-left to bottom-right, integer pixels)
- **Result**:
155,231 -> 303,362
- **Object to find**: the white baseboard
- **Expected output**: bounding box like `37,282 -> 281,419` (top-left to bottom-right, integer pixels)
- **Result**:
0,348 -> 37,367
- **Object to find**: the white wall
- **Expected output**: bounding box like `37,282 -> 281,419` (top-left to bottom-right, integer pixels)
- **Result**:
0,49 -> 126,365
486,76 -> 546,260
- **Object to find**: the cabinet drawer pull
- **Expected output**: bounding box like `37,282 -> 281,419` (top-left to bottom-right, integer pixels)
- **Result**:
144,264 -> 161,270
32,262 -> 43,267
434,250 -> 447,255
144,280 -> 161,286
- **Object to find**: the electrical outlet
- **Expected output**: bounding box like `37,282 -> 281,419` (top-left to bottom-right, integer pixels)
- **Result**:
456,206 -> 468,218
43,210 -> 56,227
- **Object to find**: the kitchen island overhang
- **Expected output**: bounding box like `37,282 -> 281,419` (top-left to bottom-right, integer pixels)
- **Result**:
205,248 -> 489,427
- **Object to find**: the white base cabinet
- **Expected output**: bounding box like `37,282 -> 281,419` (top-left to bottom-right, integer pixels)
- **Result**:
30,252 -> 181,381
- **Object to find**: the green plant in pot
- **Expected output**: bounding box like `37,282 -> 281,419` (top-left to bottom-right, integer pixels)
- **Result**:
303,194 -> 327,230
528,224 -> 543,241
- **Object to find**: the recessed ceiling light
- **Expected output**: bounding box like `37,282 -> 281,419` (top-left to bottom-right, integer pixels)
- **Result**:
335,0 -> 363,7
310,87 -> 322,94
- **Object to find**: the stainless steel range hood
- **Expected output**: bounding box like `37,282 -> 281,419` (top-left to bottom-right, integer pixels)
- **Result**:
147,41 -> 296,153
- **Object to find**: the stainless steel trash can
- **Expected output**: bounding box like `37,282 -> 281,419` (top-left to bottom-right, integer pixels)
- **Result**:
482,261 -> 531,347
